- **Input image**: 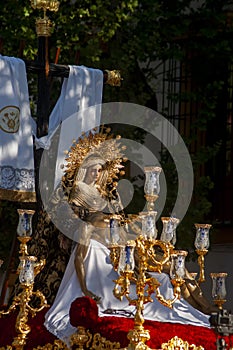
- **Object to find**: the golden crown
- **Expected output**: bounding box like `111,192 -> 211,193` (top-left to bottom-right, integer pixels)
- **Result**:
61,126 -> 127,199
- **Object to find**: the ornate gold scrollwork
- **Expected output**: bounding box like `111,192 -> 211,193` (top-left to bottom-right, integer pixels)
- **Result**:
0,283 -> 49,350
104,70 -> 122,87
32,339 -> 69,349
161,336 -> 204,350
109,224 -> 186,350
31,326 -> 121,350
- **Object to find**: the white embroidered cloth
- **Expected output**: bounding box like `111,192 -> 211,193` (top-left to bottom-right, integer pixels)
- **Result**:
0,55 -> 36,202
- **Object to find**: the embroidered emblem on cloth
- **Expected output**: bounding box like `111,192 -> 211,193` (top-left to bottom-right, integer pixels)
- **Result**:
0,106 -> 20,133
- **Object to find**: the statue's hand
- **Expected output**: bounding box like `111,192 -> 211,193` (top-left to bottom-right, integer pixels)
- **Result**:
83,289 -> 101,304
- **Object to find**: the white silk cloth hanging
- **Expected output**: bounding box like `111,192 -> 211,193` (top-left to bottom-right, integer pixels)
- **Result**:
0,55 -> 36,202
34,65 -> 103,190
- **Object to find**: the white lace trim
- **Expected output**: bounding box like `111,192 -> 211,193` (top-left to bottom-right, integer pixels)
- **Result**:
0,165 -> 35,191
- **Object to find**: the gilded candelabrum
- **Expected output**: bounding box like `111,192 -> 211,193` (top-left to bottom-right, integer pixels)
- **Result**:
109,167 -> 187,350
0,209 -> 48,350
108,166 -> 189,350
194,223 -> 212,284
109,235 -> 185,350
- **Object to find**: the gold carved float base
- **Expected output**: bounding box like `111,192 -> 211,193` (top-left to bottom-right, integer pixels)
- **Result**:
0,327 -> 204,350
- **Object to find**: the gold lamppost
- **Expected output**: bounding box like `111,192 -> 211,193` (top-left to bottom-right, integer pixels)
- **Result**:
210,272 -> 228,310
0,209 -> 48,350
194,223 -> 211,284
30,0 -> 60,36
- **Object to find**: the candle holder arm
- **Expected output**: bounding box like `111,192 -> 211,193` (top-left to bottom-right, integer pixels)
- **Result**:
0,294 -> 21,316
34,259 -> 46,277
27,290 -> 49,316
113,271 -> 136,301
151,277 -> 184,309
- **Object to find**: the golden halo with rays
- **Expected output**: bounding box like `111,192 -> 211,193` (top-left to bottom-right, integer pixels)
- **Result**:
61,126 -> 127,200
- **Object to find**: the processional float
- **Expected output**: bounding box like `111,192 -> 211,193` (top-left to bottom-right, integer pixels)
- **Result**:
0,0 -> 229,349
0,128 -> 228,350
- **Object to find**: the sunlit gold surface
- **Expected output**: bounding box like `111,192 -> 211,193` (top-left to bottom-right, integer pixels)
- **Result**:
144,194 -> 158,211
36,17 -> 53,36
30,0 -> 60,37
104,70 -> 122,87
0,282 -> 48,349
0,252 -> 47,349
109,244 -> 121,271
31,326 -> 121,349
213,299 -> 226,310
0,332 -> 205,350
194,223 -> 212,230
195,249 -> 208,284
161,336 -> 204,350
32,339 -> 69,349
17,236 -> 31,257
62,128 -> 126,203
30,0 -> 60,12
70,326 -> 90,349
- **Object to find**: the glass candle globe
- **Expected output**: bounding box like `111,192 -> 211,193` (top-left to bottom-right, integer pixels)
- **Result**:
210,272 -> 227,301
139,211 -> 158,239
17,209 -> 35,237
19,256 -> 37,285
194,224 -> 211,250
144,166 -> 162,196
160,217 -> 180,245
110,218 -> 120,244
170,250 -> 188,279
118,242 -> 135,273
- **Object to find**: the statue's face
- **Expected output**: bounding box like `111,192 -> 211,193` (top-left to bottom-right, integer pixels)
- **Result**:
84,164 -> 102,184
